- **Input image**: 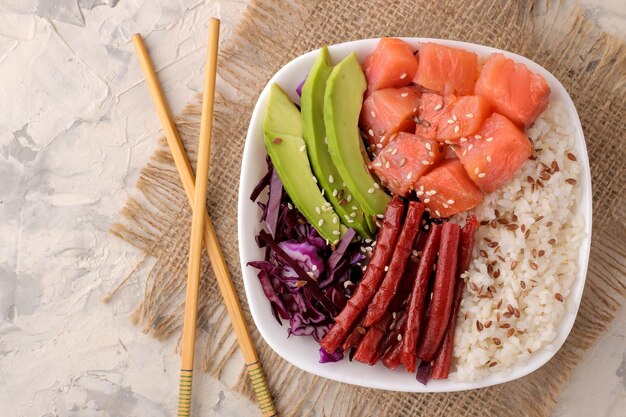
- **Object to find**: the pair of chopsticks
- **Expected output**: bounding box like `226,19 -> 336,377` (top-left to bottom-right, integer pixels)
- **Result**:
133,19 -> 277,417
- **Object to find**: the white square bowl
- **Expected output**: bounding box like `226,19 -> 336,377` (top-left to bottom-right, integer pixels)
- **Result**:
237,38 -> 592,392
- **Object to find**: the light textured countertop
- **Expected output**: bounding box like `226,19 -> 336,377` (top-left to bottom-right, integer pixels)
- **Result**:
0,1 -> 623,416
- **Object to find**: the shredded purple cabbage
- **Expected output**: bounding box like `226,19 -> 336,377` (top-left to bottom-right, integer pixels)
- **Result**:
296,76 -> 307,97
248,159 -> 365,351
319,347 -> 344,363
416,361 -> 432,385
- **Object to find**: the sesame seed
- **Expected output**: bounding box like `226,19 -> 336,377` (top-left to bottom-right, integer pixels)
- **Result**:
486,155 -> 492,162
315,207 -> 321,214
454,125 -> 460,134
376,143 -> 383,149
401,92 -> 409,97
462,149 -> 467,156
379,136 -> 386,143
287,202 -> 293,210
422,160 -> 429,165
429,151 -> 435,157
350,212 -> 357,217
400,73 -> 407,79
478,172 -> 486,178
474,167 -> 480,174
333,216 -> 338,224
466,113 -> 474,118
374,183 -> 380,189
399,158 -> 406,167
425,142 -> 432,150
406,172 -> 412,179
371,111 -> 376,118
452,114 -> 457,121
318,219 -> 324,226
385,161 -> 390,169
416,190 -> 424,196
299,145 -> 306,152
443,203 -> 449,208
311,264 -> 317,271
435,210 -> 441,217
486,137 -> 493,142
447,199 -> 455,204
468,144 -> 474,151
423,198 -> 431,203
397,334 -> 403,341
347,195 -> 352,202
430,189 -> 437,195
376,214 -> 384,219
413,107 -> 418,113
474,135 -> 482,139
329,175 -> 334,183
332,189 -> 338,197
460,137 -> 468,142
272,137 -> 282,144
312,176 -> 317,183
368,188 -> 375,194
434,103 -> 442,111
384,266 -> 389,271
391,148 -> 398,155
368,129 -> 374,136
447,119 -> 455,124
374,161 -> 382,167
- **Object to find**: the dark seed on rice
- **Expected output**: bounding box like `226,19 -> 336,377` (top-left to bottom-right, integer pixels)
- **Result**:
507,224 -> 519,231
485,320 -> 493,328
511,260 -> 518,270
520,281 -> 527,289
567,152 -> 577,161
548,238 -> 556,245
540,171 -> 551,181
488,285 -> 496,294
526,176 -> 534,184
497,299 -> 503,309
514,308 -> 521,318
530,261 -> 539,270
546,221 -> 553,227
507,328 -> 516,338
525,229 -> 531,239
476,320 -> 483,332
507,304 -> 514,314
521,224 -> 526,233
489,361 -> 498,367
487,264 -> 494,276
566,178 -> 577,185
492,337 -> 501,345
555,293 -> 564,302
464,312 -> 469,320
480,250 -> 488,258
551,161 -> 560,171
491,220 -> 497,228
497,218 -> 509,225
499,323 -> 510,329
497,312 -> 501,321
503,311 -> 513,318
480,220 -> 490,226
512,213 -> 518,222
356,326 -> 366,335
488,241 -> 499,248
532,248 -> 537,258
470,282 -> 478,292
498,255 -> 506,262
538,250 -> 545,257
493,270 -> 500,279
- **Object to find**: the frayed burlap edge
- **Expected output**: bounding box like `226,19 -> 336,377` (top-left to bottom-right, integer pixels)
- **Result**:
106,0 -> 626,416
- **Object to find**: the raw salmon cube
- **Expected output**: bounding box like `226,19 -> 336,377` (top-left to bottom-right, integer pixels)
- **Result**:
416,159 -> 483,218
456,113 -> 532,193
415,93 -> 446,139
414,43 -> 478,95
363,38 -> 418,93
370,132 -> 441,196
475,53 -> 550,127
436,95 -> 491,142
360,86 -> 421,151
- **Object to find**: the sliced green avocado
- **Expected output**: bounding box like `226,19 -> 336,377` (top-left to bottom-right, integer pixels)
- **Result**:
301,47 -> 371,238
324,52 -> 391,225
263,83 -> 346,243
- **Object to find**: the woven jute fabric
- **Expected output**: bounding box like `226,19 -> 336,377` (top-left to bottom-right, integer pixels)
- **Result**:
107,0 -> 626,415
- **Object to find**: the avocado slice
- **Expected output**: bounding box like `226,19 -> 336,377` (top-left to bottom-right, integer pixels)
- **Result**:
263,83 -> 346,243
301,47 -> 371,238
324,52 -> 391,225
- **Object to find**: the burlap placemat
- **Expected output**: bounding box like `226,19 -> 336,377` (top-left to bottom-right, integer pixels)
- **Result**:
107,0 -> 626,415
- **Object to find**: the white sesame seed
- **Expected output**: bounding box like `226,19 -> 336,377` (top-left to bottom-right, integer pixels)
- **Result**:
391,148 -> 398,155
311,264 -> 318,271
347,218 -> 354,223
424,198 -> 431,203
399,158 -> 406,167
385,161 -> 390,169
460,137 -> 468,142
316,206 -> 321,214
412,249 -> 418,256
416,190 -> 424,196
443,203 -> 449,208
380,136 -> 386,143
452,114 -> 457,121
374,183 -> 380,189
321,189 -> 325,196
400,73 -> 407,79
352,205 -> 358,210
462,149 -> 467,156
365,238 -> 372,243
318,219 -> 324,226
430,189 -> 437,195
333,216 -> 338,224
414,116 -> 420,123
332,189 -> 338,197
425,142 -> 432,150
468,144 -> 474,151
413,107 -> 418,113
466,113 -> 474,118
312,176 -> 317,183
434,103 -> 442,111
406,172 -> 412,179
474,167 -> 480,174
389,133 -> 397,142
376,143 -> 383,149
422,160 -> 429,165
299,145 -> 306,152
384,266 -> 389,271
362,266 -> 367,272
429,151 -> 435,157
447,199 -> 455,205
397,334 -> 403,341
474,135 -> 482,139
454,125 -> 460,134
371,111 -> 376,118
486,155 -> 492,162
376,214 -> 384,219
435,210 -> 441,217
478,172 -> 487,178
447,119 -> 455,124
343,280 -> 353,288
351,212 -> 357,217
329,175 -> 334,183
368,188 -> 375,194
368,129 -> 374,136
347,195 -> 352,202
374,161 -> 382,167
401,92 -> 409,97
486,137 -> 494,142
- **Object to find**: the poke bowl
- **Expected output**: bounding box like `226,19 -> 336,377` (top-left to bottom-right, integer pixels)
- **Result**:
238,38 -> 592,392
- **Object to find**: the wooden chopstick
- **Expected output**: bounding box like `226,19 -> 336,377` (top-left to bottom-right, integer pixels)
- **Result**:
132,22 -> 278,417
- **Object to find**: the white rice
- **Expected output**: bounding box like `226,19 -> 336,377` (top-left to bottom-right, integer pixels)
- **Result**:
450,102 -> 584,381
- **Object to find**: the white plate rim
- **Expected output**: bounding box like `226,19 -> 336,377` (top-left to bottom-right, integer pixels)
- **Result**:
237,37 -> 592,393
